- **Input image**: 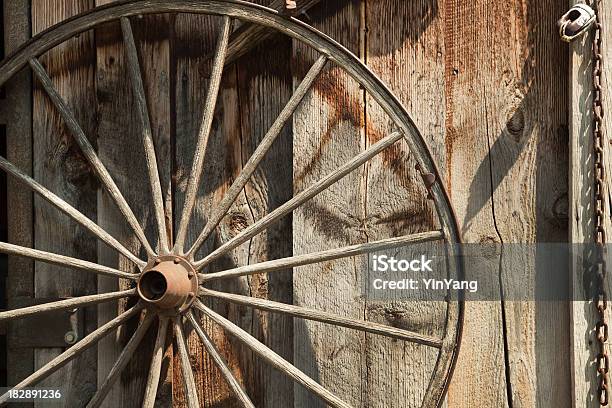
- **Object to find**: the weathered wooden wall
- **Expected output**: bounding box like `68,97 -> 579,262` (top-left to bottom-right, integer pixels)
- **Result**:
2,1 -> 33,401
445,0 -> 570,407
31,2 -> 98,407
94,1 -> 173,406
0,0 -> 601,406
293,2 -> 446,407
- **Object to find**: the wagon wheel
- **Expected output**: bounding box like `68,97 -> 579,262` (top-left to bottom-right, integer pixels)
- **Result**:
0,1 -> 464,407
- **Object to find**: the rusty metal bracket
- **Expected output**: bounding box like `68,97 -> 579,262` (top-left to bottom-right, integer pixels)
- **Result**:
6,297 -> 83,348
416,164 -> 436,200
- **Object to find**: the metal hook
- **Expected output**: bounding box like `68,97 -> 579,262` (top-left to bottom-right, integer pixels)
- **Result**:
557,4 -> 596,42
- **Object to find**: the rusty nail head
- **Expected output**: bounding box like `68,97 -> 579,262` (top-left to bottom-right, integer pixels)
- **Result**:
422,173 -> 436,188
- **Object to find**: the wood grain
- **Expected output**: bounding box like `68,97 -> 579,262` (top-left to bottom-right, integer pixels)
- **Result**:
443,1 -> 514,406
173,2 -> 296,405
174,15 -> 231,254
29,56 -> 154,258
0,305 -> 142,406
445,0 -> 570,406
0,305 -> 142,407
0,289 -> 135,323
173,318 -> 200,408
31,2 -> 98,406
232,3 -> 295,404
94,2 -> 172,406
196,301 -> 352,408
198,131 -> 404,269
142,316 -> 169,408
187,54 -> 328,258
173,10 -> 254,407
364,1 -> 448,405
86,312 -> 155,408
202,288 -> 443,347
0,156 -> 143,267
187,311 -> 256,408
292,1 -> 366,406
599,3 -> 612,406
569,19 -> 598,405
3,0 -> 35,391
0,242 -> 137,280
0,1 -> 580,406
120,16 -> 169,254
202,230 -> 444,281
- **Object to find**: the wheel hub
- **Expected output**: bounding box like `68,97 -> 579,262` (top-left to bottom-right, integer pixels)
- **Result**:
137,255 -> 198,312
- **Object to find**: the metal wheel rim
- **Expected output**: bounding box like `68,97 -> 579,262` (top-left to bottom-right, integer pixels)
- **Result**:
0,1 -> 464,407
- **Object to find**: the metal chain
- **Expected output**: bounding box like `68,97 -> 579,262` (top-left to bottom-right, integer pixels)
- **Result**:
590,0 -> 610,405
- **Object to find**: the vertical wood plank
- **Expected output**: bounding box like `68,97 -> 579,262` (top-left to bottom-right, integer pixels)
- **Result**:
569,19 -> 598,405
443,0 -> 512,405
293,1 -> 366,406
31,1 -> 97,406
446,0 -> 570,406
487,1 -> 570,406
493,1 -> 570,407
94,2 -> 172,406
173,12 -> 220,407
364,0 -> 448,406
173,12 -> 250,408
235,16 -> 294,407
2,0 -> 34,393
174,2 -> 293,406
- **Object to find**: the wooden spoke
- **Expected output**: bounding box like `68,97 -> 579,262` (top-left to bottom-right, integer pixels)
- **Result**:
86,312 -> 155,408
28,57 -> 155,258
202,289 -> 442,348
0,241 -> 137,280
201,230 -> 444,282
194,300 -> 352,408
0,156 -> 145,268
174,16 -> 232,253
173,318 -> 200,408
186,55 -> 329,258
143,316 -> 169,408
0,305 -> 142,406
195,131 -> 404,269
120,17 -> 169,254
0,289 -> 136,323
186,312 -> 255,408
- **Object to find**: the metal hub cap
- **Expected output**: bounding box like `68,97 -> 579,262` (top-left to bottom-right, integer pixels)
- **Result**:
137,255 -> 198,312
